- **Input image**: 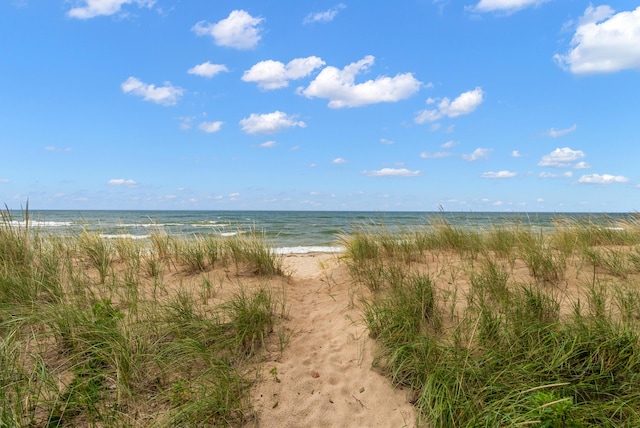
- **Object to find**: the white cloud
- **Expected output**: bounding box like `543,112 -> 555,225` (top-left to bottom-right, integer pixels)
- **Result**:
243,57 -> 325,90
420,151 -> 452,159
481,170 -> 517,178
539,171 -> 573,178
260,141 -> 276,148
363,168 -> 422,177
380,138 -> 394,145
199,121 -> 223,133
538,147 -> 585,167
511,150 -> 521,157
187,61 -> 229,78
472,0 -> 550,13
45,146 -> 72,152
303,3 -> 346,24
415,87 -> 484,123
555,6 -> 640,74
192,10 -> 263,50
578,174 -> 630,184
574,161 -> 591,169
67,0 -> 155,19
107,178 -> 137,187
299,55 -> 422,108
546,124 -> 577,137
239,111 -> 306,134
462,147 -> 491,161
121,77 -> 183,106
179,116 -> 194,130
441,140 -> 458,148
332,158 -> 348,164
0,178 -> 10,183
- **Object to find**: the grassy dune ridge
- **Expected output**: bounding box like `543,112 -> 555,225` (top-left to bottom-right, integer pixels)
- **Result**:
4,208 -> 640,427
341,217 -> 640,427
0,208 -> 287,427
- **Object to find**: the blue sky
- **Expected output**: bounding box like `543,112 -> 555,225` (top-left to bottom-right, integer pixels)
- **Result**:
1,0 -> 639,212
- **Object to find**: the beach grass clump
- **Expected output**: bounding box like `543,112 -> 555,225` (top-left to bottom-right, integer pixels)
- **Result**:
78,230 -> 115,284
225,233 -> 284,276
363,271 -> 439,387
344,217 -> 640,427
0,205 -> 33,272
582,246 -> 636,279
0,211 -> 287,427
430,218 -> 483,259
168,232 -> 284,277
176,236 -> 209,274
518,231 -> 567,284
420,284 -> 639,427
221,287 -> 277,357
552,217 -> 640,250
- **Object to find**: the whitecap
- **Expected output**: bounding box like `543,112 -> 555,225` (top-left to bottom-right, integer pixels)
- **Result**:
99,234 -> 151,240
273,246 -> 345,255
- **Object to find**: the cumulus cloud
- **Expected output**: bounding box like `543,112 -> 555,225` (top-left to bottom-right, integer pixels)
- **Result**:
188,61 -> 229,78
420,151 -> 452,159
555,6 -> 640,74
67,0 -> 155,19
481,170 -> 517,178
545,124 -> 577,137
303,3 -> 346,24
260,141 -> 276,148
574,161 -> 591,169
298,55 -> 422,108
538,147 -> 585,167
121,77 -> 183,106
380,138 -> 394,145
243,57 -> 325,90
578,174 -> 630,184
472,0 -> 550,14
107,178 -> 137,187
239,111 -> 306,134
192,10 -> 263,50
332,158 -> 348,164
363,168 -> 422,177
415,87 -> 484,123
199,121 -> 223,133
512,150 -> 521,157
539,171 -> 573,178
462,148 -> 491,161
441,140 -> 459,149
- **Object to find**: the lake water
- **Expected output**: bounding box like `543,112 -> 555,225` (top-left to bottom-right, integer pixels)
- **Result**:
5,210 -> 637,254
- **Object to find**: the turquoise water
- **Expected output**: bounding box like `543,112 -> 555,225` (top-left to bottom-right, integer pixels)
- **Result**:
6,210 -> 638,254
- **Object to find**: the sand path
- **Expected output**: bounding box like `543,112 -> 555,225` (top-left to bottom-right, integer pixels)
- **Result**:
250,254 -> 417,427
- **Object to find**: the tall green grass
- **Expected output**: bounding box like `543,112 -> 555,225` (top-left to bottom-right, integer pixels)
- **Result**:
343,216 -> 640,427
0,209 -> 286,427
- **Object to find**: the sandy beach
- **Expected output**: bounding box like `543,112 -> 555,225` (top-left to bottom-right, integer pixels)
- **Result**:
248,253 -> 417,427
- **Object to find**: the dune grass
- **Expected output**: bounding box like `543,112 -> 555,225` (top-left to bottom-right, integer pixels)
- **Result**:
342,216 -> 640,427
0,209 -> 286,427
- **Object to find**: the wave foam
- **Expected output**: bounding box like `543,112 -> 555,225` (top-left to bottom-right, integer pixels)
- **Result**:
274,246 -> 344,255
